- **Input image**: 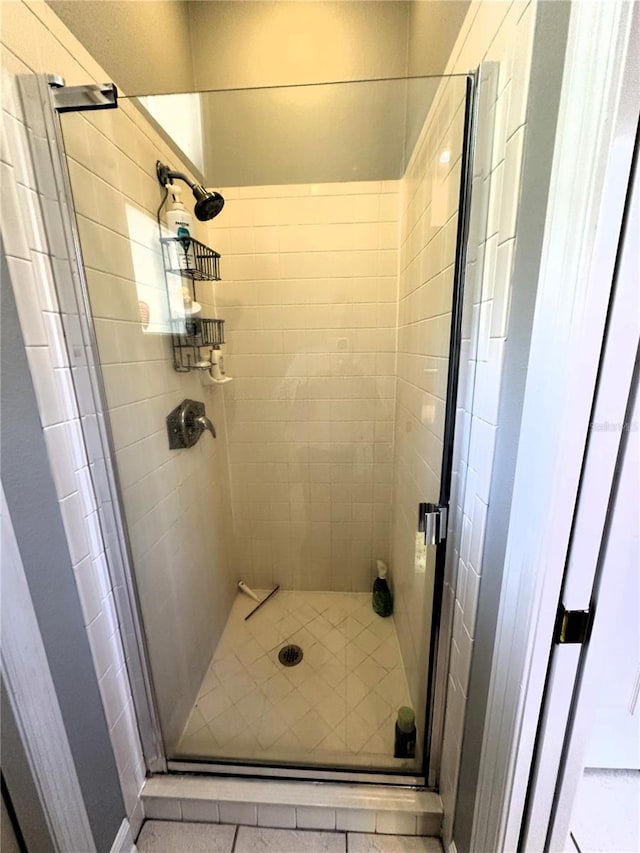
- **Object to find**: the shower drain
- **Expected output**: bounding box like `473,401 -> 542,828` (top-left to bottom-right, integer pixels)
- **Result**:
278,644 -> 303,667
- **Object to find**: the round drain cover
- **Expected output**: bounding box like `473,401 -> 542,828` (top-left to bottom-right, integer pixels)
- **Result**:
278,644 -> 303,667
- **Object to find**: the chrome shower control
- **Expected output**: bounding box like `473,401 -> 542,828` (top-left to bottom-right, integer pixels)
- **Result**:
166,399 -> 216,449
194,414 -> 216,438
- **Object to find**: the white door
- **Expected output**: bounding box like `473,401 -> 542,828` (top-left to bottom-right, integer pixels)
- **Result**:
566,381 -> 639,853
585,547 -> 640,772
522,133 -> 639,853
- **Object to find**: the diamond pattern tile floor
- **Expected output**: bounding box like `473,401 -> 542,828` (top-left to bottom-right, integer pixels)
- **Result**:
175,591 -> 417,770
137,822 -> 444,853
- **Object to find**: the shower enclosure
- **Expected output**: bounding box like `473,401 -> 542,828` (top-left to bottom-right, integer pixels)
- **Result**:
51,70 -> 474,782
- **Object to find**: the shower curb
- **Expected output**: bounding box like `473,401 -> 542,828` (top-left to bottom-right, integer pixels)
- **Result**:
142,775 -> 443,837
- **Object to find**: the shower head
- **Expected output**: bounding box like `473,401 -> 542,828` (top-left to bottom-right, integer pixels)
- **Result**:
156,161 -> 225,221
192,185 -> 225,221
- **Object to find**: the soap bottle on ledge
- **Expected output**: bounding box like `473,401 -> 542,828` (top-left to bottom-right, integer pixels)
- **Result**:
372,559 -> 393,617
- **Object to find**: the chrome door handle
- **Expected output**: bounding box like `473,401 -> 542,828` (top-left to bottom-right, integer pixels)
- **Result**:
418,502 -> 448,545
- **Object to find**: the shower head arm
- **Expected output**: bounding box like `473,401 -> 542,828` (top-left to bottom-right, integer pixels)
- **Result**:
157,160 -> 197,192
156,161 -> 212,204
156,160 -> 225,221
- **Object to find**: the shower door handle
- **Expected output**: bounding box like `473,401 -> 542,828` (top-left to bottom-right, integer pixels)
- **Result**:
418,502 -> 448,545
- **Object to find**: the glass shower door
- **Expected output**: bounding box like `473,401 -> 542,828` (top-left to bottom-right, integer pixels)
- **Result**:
59,71 -> 472,777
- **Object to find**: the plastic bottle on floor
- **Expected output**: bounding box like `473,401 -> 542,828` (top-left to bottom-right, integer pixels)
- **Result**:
394,706 -> 417,758
372,559 -> 393,617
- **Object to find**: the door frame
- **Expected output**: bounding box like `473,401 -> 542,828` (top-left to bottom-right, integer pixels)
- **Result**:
18,73 -> 167,776
31,68 -> 480,787
469,2 -> 639,851
0,487 -> 95,852
521,121 -> 639,853
425,70 -> 478,787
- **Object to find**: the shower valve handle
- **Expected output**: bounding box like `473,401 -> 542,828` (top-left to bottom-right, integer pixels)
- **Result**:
195,414 -> 216,438
166,399 -> 216,449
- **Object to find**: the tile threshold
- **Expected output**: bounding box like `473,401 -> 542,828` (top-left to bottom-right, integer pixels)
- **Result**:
142,775 -> 443,837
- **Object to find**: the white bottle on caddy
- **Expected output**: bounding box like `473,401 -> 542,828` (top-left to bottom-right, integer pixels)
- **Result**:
210,346 -> 225,380
165,183 -> 193,271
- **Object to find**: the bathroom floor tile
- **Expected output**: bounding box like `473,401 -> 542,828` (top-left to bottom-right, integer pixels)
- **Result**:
175,590 -> 415,770
136,820 -> 235,853
235,826 -> 346,852
347,834 -> 443,852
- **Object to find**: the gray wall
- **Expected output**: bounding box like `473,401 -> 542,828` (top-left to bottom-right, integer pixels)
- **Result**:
186,75 -> 442,186
188,0 -> 411,90
48,0 -> 470,98
1,244 -> 125,853
47,1 -> 470,188
407,0 -> 470,77
47,0 -> 195,95
452,3 -> 571,850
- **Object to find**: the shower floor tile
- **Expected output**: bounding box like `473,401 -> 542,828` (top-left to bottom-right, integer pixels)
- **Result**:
174,590 -> 416,770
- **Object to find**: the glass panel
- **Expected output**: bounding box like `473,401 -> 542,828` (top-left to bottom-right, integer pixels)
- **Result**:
60,73 -> 468,773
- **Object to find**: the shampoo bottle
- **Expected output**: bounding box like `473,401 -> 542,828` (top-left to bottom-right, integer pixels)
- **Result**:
372,559 -> 393,617
166,183 -> 192,237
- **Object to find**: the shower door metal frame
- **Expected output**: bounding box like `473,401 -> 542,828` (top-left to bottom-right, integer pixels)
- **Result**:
21,73 -> 167,775
423,70 -> 478,787
35,68 -> 478,789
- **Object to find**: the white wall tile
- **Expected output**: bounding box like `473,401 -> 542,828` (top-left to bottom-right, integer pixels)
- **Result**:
143,797 -> 182,820
492,239 -> 515,337
375,811 -> 417,835
181,799 -> 221,823
6,255 -> 48,344
499,126 -> 526,242
58,491 -> 90,564
85,609 -> 116,680
257,804 -> 296,828
219,802 -> 258,826
1,161 -> 32,260
73,555 -> 103,625
216,182 -> 399,593
296,805 -> 336,830
336,808 -> 376,833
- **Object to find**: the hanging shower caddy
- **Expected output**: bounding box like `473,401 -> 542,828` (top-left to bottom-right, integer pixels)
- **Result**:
160,235 -> 221,281
156,160 -> 227,373
160,235 -> 225,372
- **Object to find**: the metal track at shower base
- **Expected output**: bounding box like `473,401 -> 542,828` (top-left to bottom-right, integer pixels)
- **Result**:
167,760 -> 427,788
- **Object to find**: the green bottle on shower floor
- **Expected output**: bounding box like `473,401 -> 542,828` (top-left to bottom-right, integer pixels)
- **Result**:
372,560 -> 393,617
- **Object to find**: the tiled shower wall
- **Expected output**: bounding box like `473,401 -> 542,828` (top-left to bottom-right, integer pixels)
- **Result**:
435,2 -> 537,847
391,76 -> 468,747
210,182 -> 400,592
59,107 -> 237,752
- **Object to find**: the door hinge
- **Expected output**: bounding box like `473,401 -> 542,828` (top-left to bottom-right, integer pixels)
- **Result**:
418,502 -> 448,545
553,604 -> 592,645
49,81 -> 118,113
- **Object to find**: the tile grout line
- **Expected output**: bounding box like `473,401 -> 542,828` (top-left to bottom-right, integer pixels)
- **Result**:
230,823 -> 240,853
176,590 -> 416,768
